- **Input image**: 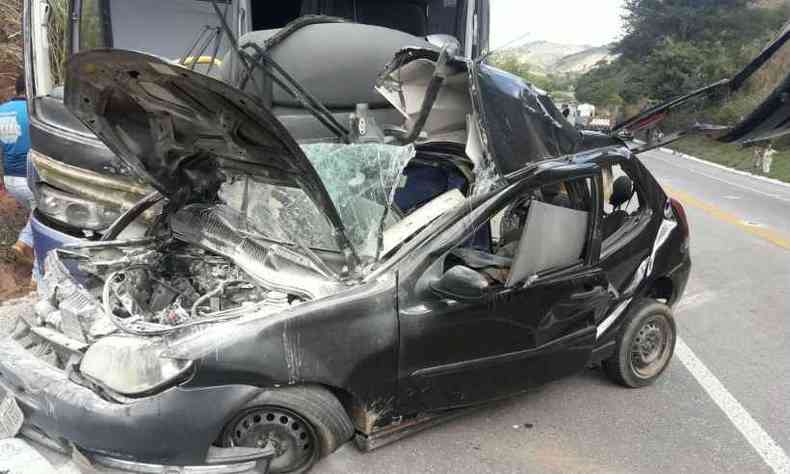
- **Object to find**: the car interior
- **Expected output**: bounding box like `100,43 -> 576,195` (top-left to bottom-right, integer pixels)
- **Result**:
601,163 -> 641,243
444,177 -> 595,288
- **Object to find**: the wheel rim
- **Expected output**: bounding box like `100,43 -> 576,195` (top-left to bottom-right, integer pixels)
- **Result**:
629,315 -> 673,379
223,407 -> 317,473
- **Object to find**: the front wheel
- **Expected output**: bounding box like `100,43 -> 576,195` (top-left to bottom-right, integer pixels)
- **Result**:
603,300 -> 677,388
220,386 -> 353,474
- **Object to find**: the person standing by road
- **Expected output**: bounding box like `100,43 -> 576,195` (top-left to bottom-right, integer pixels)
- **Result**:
761,143 -> 777,174
0,76 -> 34,265
752,141 -> 777,174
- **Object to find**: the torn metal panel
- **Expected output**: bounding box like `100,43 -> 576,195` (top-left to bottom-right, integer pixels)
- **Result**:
596,298 -> 633,338
647,219 -> 678,276
473,63 -> 582,175
350,397 -> 394,434
376,48 -> 471,145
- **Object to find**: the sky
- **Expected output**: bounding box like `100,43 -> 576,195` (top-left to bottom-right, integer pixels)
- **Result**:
489,0 -> 626,49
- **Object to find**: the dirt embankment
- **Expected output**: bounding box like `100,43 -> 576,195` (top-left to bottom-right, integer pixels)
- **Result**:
0,103 -> 33,301
0,189 -> 33,301
1,0 -> 34,301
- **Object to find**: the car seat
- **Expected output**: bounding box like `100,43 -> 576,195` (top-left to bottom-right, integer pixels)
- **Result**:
602,175 -> 634,239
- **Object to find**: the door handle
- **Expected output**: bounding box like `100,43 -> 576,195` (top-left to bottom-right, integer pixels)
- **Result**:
570,286 -> 605,300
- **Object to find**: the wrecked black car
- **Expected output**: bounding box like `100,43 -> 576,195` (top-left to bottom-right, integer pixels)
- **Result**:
2,15 -> 790,474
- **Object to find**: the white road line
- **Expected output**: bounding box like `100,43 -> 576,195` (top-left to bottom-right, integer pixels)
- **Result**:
650,152 -> 790,204
676,337 -> 790,474
655,147 -> 790,190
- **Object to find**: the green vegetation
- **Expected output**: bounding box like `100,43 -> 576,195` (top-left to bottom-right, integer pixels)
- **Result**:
570,0 -> 790,178
575,0 -> 789,118
47,0 -> 69,87
669,136 -> 790,183
0,0 -> 23,95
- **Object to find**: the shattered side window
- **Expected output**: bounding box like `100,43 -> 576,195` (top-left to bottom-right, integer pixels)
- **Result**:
302,143 -> 415,259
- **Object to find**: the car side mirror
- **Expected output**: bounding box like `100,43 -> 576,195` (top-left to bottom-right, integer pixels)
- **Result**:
430,266 -> 489,300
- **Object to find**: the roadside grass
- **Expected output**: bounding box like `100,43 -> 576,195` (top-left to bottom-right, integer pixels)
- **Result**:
669,136 -> 790,184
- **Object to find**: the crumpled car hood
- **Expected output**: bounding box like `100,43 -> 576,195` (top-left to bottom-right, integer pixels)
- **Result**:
64,49 -> 356,254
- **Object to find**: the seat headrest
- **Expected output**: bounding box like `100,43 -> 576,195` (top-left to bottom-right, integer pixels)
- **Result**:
611,175 -> 634,208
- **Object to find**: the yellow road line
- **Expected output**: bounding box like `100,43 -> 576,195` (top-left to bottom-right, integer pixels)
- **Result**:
665,186 -> 790,251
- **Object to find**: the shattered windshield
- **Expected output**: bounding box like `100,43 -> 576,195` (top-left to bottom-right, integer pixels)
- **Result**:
220,143 -> 415,261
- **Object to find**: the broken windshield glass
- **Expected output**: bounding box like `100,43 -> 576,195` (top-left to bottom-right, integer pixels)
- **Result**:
303,143 -> 415,259
219,143 -> 415,262
220,178 -> 339,251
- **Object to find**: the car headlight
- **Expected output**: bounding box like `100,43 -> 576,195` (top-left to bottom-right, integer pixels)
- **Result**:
37,183 -> 123,230
80,336 -> 193,396
28,149 -> 153,231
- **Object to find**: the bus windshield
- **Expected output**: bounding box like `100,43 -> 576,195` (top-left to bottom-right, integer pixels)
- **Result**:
33,0 -> 237,98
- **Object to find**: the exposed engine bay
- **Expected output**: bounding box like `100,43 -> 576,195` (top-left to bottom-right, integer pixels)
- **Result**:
40,239 -> 308,344
98,243 -> 302,332
34,201 -> 353,359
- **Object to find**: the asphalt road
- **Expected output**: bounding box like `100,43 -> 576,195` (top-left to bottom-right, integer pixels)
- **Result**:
2,149 -> 789,474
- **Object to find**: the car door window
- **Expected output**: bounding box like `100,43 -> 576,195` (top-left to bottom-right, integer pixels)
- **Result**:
447,177 -> 595,287
601,162 -> 649,244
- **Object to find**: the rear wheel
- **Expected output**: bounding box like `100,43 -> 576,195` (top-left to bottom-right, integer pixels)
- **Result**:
221,386 -> 353,474
604,300 -> 676,388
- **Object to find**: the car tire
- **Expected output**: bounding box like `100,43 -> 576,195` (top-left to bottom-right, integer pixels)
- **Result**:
221,385 -> 354,474
603,299 -> 676,388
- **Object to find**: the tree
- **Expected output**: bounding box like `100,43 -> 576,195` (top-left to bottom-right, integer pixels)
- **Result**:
615,0 -> 777,61
577,0 -> 789,110
574,60 -> 623,107
0,0 -> 23,100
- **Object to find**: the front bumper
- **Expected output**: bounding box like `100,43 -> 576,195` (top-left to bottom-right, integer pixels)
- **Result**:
0,335 -> 272,472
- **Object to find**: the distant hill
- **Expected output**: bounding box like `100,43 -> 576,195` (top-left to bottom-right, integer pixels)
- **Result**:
553,45 -> 615,74
509,41 -> 593,72
505,41 -> 616,75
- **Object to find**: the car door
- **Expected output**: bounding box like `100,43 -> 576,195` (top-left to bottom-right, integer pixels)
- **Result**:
397,173 -> 613,413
